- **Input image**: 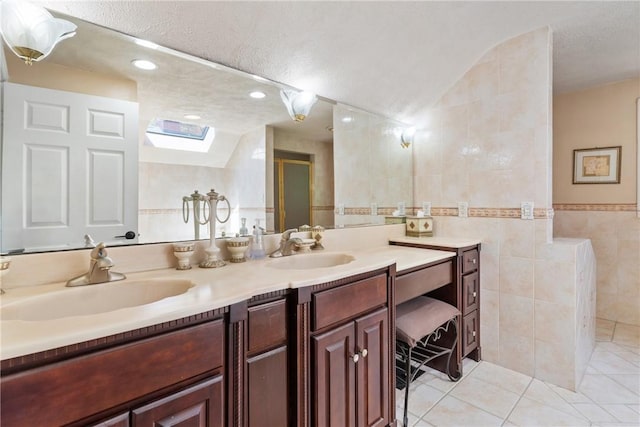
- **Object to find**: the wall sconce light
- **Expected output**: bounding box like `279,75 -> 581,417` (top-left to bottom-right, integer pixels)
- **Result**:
400,127 -> 416,148
280,89 -> 318,122
0,0 -> 77,65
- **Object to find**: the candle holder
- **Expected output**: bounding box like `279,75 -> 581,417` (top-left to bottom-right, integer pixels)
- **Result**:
173,243 -> 194,270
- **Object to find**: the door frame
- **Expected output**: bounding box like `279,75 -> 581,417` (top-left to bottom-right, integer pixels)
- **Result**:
274,158 -> 313,233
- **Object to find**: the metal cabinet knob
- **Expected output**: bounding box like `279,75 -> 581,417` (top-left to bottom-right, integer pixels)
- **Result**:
361,349 -> 368,358
472,331 -> 476,337
351,353 -> 360,363
472,291 -> 477,298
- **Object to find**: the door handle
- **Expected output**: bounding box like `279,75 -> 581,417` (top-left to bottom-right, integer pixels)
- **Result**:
114,231 -> 137,239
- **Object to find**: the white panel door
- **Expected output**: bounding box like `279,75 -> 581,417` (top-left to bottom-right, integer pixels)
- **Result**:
2,82 -> 139,252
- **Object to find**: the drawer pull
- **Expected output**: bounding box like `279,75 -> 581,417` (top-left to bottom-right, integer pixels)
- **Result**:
472,291 -> 477,298
472,331 -> 476,337
471,259 -> 477,264
351,353 -> 360,363
361,349 -> 368,358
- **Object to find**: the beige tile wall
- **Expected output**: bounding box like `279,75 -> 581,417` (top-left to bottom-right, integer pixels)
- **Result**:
414,27 -> 596,389
554,210 -> 640,326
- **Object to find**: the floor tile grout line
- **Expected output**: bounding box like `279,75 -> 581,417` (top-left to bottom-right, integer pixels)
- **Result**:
412,361 -> 483,426
500,376 -> 534,426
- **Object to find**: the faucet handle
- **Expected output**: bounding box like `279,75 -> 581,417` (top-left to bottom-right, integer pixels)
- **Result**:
282,228 -> 298,240
90,242 -> 108,259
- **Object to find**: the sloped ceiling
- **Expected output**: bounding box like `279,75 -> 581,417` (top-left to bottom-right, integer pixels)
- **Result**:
38,1 -> 640,127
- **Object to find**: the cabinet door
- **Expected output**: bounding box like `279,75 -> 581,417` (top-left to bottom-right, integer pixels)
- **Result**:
247,346 -> 288,427
463,311 -> 479,356
312,322 -> 356,427
462,271 -> 479,314
355,308 -> 389,427
91,412 -> 129,427
132,375 -> 223,427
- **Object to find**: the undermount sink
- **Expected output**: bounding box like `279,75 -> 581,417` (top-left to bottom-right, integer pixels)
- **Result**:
267,252 -> 355,270
1,279 -> 195,322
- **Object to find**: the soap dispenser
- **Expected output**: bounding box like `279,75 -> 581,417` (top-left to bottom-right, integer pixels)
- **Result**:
239,217 -> 249,236
249,219 -> 266,259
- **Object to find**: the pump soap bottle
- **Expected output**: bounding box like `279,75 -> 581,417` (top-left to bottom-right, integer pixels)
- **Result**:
250,219 -> 266,259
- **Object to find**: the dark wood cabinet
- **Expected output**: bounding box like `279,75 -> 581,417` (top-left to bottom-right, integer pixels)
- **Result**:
1,316 -> 226,427
246,298 -> 289,427
1,266 -> 397,427
307,271 -> 394,427
460,248 -> 480,360
132,376 -> 224,427
92,413 -> 130,427
355,309 -> 389,427
313,321 -> 357,427
391,240 -> 482,363
311,309 -> 389,427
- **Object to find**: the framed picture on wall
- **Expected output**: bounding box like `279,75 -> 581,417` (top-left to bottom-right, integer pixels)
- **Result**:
573,146 -> 621,184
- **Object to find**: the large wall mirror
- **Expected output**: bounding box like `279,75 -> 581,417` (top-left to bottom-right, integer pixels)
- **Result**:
0,10 -> 413,254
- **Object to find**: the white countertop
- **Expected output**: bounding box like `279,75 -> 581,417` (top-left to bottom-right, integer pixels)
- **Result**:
0,245 -> 454,360
390,236 -> 481,248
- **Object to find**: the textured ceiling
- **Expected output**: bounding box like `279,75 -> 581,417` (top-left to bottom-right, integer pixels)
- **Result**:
37,1 -> 640,128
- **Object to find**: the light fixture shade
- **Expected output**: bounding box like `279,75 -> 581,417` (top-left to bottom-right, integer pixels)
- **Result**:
400,127 -> 416,148
0,0 -> 77,65
280,89 -> 318,122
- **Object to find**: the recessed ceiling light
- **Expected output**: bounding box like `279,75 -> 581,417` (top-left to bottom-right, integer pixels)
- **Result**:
183,114 -> 201,120
131,59 -> 157,70
341,116 -> 353,123
249,91 -> 266,99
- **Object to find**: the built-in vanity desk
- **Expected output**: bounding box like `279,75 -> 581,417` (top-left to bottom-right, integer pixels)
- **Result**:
0,241 -> 477,427
390,237 -> 482,365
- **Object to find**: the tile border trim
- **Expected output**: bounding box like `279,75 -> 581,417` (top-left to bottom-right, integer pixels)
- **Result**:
553,203 -> 637,212
337,207 -> 554,219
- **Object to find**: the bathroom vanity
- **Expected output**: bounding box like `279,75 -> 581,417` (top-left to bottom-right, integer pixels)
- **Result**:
0,239 -> 480,427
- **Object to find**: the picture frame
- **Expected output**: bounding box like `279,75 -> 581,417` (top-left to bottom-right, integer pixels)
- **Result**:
573,146 -> 621,184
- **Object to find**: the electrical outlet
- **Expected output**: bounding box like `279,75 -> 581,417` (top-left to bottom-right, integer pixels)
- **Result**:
521,201 -> 534,220
457,202 -> 468,218
397,201 -> 406,216
370,203 -> 378,216
338,203 -> 345,215
422,201 -> 432,216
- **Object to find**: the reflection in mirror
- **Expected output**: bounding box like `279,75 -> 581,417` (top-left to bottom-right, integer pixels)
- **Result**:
1,11 -> 337,254
1,9 -> 413,255
333,104 -> 414,227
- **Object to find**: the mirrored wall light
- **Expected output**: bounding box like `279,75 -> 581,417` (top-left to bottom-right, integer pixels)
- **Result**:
280,89 -> 318,122
400,127 -> 416,148
249,91 -> 266,99
0,0 -> 77,65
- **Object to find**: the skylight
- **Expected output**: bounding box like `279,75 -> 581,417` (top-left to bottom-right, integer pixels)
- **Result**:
145,118 -> 215,152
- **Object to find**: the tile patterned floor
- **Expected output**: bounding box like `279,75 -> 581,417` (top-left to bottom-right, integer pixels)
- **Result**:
397,319 -> 640,426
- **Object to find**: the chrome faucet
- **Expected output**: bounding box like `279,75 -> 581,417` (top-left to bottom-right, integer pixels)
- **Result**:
269,228 -> 303,257
66,243 -> 126,287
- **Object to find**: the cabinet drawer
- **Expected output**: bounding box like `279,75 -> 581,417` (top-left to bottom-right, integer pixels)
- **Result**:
396,260 -> 453,305
1,320 -> 224,427
462,272 -> 479,314
462,310 -> 479,356
248,299 -> 287,354
132,375 -> 224,427
313,274 -> 387,331
462,249 -> 479,274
